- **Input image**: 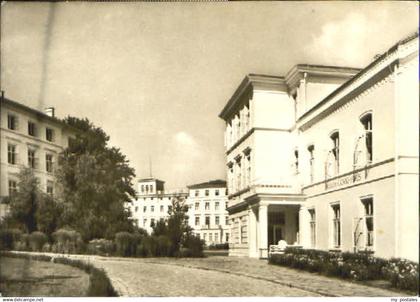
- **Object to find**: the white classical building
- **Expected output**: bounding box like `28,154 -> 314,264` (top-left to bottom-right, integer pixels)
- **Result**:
219,33 -> 419,261
128,178 -> 230,245
186,180 -> 230,245
0,96 -> 76,218
128,178 -> 188,233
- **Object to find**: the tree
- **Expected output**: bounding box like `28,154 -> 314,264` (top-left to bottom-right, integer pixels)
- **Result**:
56,117 -> 137,241
35,193 -> 63,237
7,168 -> 41,233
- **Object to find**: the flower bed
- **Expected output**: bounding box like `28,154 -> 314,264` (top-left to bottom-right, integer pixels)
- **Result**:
269,247 -> 418,293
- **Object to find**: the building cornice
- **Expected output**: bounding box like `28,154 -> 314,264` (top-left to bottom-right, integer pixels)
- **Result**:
297,33 -> 419,131
219,74 -> 286,121
285,64 -> 361,92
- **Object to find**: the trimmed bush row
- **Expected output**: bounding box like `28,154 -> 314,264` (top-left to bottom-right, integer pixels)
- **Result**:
0,251 -> 117,297
207,243 -> 229,250
269,247 -> 419,293
0,228 -> 204,258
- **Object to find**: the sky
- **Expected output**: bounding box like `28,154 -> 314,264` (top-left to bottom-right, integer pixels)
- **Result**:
1,1 -> 418,189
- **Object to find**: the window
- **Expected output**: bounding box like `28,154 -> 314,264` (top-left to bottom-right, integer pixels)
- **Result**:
28,121 -> 37,136
46,128 -> 54,142
7,144 -> 17,165
168,205 -> 172,213
225,233 -> 229,243
46,154 -> 53,173
205,216 -> 210,226
7,114 -> 17,130
195,190 -> 199,197
331,204 -> 341,248
143,206 -> 147,212
294,149 -> 299,174
360,113 -> 373,163
151,205 -> 154,212
143,219 -> 147,227
135,206 -> 138,212
245,152 -> 251,186
160,205 -> 164,213
195,216 -> 200,226
205,202 -> 210,210
225,202 -> 228,209
141,185 -> 144,193
215,189 -> 219,196
225,216 -> 229,225
203,233 -> 207,241
309,209 -> 316,247
215,216 -> 220,225
330,131 -> 340,174
46,181 -> 54,196
150,219 -> 155,227
8,180 -> 17,196
215,202 -> 220,210
215,233 -> 219,243
236,158 -> 242,190
308,145 -> 315,182
209,233 -> 213,242
362,198 -> 374,247
195,202 -> 199,211
28,149 -> 37,169
150,185 -> 154,193
240,225 -> 248,244
205,189 -> 209,196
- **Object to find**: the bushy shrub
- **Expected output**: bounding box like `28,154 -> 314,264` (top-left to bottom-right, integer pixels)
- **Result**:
15,233 -> 29,251
115,232 -> 136,257
140,236 -> 158,257
182,234 -> 204,257
208,243 -> 229,250
42,242 -> 52,252
0,228 -> 22,250
156,235 -> 172,257
382,258 -> 419,293
28,231 -> 48,251
52,228 -> 84,254
87,239 -> 115,256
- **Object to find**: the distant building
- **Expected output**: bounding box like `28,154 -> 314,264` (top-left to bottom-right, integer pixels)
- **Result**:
127,178 -> 230,246
219,33 -> 418,261
186,180 -> 230,245
0,96 -> 77,218
128,178 -> 188,233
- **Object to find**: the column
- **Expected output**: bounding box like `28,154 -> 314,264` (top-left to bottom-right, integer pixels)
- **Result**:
248,207 -> 258,257
299,205 -> 310,248
258,204 -> 268,258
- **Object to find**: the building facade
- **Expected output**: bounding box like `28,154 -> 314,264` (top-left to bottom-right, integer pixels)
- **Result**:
186,180 -> 230,245
0,97 -> 76,218
127,178 -> 230,245
219,33 -> 419,261
128,178 -> 188,233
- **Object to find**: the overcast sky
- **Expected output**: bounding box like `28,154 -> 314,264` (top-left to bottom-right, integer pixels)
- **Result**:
1,1 -> 418,189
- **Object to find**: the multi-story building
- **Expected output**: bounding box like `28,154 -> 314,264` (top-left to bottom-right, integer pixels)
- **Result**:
128,178 -> 188,233
186,180 -> 230,245
219,33 -> 418,261
0,96 -> 76,218
127,178 -> 230,245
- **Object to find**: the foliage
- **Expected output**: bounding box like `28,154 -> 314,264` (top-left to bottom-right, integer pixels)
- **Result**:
115,232 -> 136,257
6,168 -> 42,232
207,243 -> 229,250
28,231 -> 48,251
269,248 -> 419,293
382,258 -> 419,293
0,228 -> 22,250
52,228 -> 84,254
35,193 -> 63,236
87,239 -> 115,256
56,117 -> 136,241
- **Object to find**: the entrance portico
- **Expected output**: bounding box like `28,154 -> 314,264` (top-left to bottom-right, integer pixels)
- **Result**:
247,198 -> 304,258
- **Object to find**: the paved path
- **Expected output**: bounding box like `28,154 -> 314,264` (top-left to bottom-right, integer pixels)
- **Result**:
10,252 -> 408,297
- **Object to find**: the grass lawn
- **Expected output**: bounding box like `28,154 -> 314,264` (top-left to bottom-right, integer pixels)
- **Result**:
0,256 -> 90,297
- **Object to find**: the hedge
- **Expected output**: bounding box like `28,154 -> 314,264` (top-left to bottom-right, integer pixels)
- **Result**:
269,247 -> 418,293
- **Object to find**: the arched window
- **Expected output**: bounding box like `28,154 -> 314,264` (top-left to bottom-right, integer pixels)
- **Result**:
360,113 -> 373,163
330,131 -> 340,174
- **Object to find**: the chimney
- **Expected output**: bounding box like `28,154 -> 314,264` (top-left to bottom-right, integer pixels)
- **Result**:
45,107 -> 55,117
